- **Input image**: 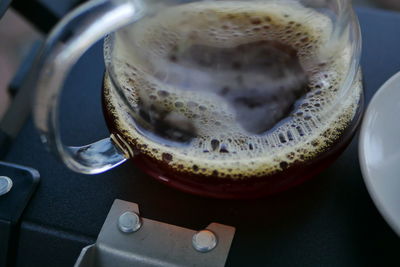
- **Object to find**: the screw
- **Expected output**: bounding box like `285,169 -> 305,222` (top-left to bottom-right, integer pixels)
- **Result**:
192,229 -> 218,252
0,176 -> 12,196
118,211 -> 142,233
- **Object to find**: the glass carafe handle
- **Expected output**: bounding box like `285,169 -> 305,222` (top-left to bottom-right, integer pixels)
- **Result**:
33,0 -> 144,174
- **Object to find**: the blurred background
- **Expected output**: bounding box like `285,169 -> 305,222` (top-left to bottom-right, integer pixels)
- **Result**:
0,0 -> 399,120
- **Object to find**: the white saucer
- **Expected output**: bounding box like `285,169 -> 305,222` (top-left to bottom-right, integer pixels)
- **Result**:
359,71 -> 400,236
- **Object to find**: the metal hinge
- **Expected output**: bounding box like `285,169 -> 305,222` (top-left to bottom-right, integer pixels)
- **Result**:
75,199 -> 236,267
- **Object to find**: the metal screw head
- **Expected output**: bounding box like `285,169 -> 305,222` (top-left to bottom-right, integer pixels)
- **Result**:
118,211 -> 142,233
192,229 -> 218,252
0,176 -> 13,196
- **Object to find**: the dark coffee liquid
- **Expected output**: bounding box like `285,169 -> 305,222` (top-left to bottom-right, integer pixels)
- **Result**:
102,2 -> 363,198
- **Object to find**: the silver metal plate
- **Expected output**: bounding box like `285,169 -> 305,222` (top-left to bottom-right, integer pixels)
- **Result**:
75,199 -> 236,267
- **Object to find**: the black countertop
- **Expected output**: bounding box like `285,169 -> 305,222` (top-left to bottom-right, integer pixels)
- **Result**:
0,0 -> 11,18
4,7 -> 400,267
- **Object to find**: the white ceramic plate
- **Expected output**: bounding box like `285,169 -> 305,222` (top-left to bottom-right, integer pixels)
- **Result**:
359,71 -> 400,236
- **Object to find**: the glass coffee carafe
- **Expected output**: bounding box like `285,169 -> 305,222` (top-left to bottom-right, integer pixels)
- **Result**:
33,0 -> 363,198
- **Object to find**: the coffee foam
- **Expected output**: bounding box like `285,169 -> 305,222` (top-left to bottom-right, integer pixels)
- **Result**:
104,1 -> 362,179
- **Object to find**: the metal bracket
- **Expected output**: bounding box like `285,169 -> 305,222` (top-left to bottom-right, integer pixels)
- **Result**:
75,199 -> 236,267
0,161 -> 40,267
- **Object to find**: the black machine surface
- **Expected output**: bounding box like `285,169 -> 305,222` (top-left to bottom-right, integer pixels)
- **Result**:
2,7 -> 400,267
